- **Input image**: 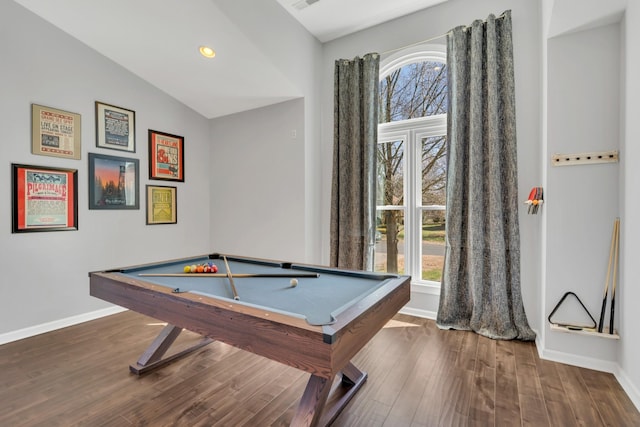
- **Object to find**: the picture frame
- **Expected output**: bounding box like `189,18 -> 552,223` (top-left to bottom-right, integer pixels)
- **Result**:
88,152 -> 139,209
12,163 -> 78,233
146,185 -> 177,225
31,104 -> 81,160
95,101 -> 136,152
148,129 -> 184,182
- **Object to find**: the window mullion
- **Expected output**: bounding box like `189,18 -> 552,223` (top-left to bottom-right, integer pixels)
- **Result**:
404,129 -> 413,279
414,129 -> 424,282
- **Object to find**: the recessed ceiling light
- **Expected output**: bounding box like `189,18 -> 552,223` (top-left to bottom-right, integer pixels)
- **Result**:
199,46 -> 216,58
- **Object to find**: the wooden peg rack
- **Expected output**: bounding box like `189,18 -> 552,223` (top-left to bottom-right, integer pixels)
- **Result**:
552,150 -> 618,166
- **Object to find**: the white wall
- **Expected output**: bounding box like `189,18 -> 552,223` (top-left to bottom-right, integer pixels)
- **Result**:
544,23 -> 620,367
541,0 -> 640,408
0,0 -> 211,338
621,0 -> 640,407
319,0 -> 542,327
209,99 -> 306,261
210,0 -> 324,264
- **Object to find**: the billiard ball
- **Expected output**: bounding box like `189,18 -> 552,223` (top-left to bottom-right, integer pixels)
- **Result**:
196,265 -> 204,273
290,278 -> 298,288
191,264 -> 197,273
211,265 -> 218,273
184,265 -> 191,273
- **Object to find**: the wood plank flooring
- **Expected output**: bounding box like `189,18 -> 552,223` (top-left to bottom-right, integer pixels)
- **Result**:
0,311 -> 638,426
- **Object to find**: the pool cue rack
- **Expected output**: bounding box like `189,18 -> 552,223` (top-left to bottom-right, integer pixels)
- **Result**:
547,290 -> 620,339
552,150 -> 618,167
549,323 -> 619,339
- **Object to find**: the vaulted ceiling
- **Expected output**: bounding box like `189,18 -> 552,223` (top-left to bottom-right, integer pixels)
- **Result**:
13,0 -> 447,119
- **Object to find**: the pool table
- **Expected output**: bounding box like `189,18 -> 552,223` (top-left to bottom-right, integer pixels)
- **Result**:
89,253 -> 410,427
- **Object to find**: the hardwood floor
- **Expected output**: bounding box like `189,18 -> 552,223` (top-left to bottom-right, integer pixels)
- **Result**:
0,311 -> 638,426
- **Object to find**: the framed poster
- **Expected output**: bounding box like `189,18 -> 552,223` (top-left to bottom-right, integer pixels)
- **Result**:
12,164 -> 78,233
31,104 -> 81,160
88,153 -> 139,209
146,185 -> 177,225
95,101 -> 136,152
148,129 -> 184,182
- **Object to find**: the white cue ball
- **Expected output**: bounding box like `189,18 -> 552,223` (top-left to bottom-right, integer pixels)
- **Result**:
290,278 -> 298,287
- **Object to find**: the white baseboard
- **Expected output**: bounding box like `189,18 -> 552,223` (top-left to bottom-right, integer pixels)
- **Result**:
540,346 -> 619,373
0,306 -> 127,345
399,306 -> 437,320
402,319 -> 639,412
538,345 -> 640,410
613,366 -> 640,412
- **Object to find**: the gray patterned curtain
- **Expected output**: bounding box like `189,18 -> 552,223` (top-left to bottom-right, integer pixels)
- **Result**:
330,53 -> 379,271
436,11 -> 535,341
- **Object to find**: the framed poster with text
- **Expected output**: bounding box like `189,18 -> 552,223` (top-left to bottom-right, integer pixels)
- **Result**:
146,185 -> 177,225
31,104 -> 81,160
12,164 -> 78,233
148,129 -> 184,182
95,101 -> 136,152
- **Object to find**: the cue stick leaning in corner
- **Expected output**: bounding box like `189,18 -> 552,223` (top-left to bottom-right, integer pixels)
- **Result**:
598,219 -> 618,333
223,255 -> 240,300
609,218 -> 620,334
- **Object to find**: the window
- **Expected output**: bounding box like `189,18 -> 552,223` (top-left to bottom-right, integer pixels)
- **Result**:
375,45 -> 447,287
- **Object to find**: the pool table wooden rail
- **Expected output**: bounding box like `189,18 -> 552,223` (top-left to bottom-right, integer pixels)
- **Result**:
89,269 -> 409,378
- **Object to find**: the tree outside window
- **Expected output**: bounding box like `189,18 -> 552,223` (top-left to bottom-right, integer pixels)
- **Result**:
376,50 -> 447,283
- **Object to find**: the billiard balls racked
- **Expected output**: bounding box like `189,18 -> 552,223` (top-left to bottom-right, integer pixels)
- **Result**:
184,263 -> 218,273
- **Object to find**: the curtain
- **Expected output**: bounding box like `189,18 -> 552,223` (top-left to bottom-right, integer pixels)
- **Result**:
436,11 -> 535,341
330,53 -> 380,271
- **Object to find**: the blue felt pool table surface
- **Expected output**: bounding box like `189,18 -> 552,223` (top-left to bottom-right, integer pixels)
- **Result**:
115,255 -> 397,326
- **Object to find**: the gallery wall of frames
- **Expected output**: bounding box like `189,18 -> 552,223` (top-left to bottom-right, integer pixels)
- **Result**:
12,102 -> 184,234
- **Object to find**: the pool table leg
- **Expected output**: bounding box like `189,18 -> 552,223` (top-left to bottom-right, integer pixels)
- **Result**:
129,324 -> 213,375
290,362 -> 367,427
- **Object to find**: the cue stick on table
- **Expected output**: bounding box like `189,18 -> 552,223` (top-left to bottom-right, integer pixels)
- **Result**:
139,273 -> 320,278
223,256 -> 240,301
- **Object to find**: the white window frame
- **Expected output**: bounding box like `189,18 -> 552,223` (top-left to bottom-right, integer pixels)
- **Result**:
378,44 -> 447,295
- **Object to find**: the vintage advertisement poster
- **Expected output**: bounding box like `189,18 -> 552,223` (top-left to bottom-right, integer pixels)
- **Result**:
31,104 -> 81,160
103,108 -> 130,147
96,102 -> 136,152
146,185 -> 177,224
12,165 -> 77,232
149,130 -> 184,182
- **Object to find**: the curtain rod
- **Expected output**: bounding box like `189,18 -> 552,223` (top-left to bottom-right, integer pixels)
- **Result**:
380,10 -> 510,57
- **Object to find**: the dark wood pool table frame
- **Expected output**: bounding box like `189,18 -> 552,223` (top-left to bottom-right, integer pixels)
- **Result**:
89,253 -> 410,427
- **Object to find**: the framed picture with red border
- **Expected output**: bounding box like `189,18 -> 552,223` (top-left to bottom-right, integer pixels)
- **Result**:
12,163 -> 78,233
148,129 -> 184,182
